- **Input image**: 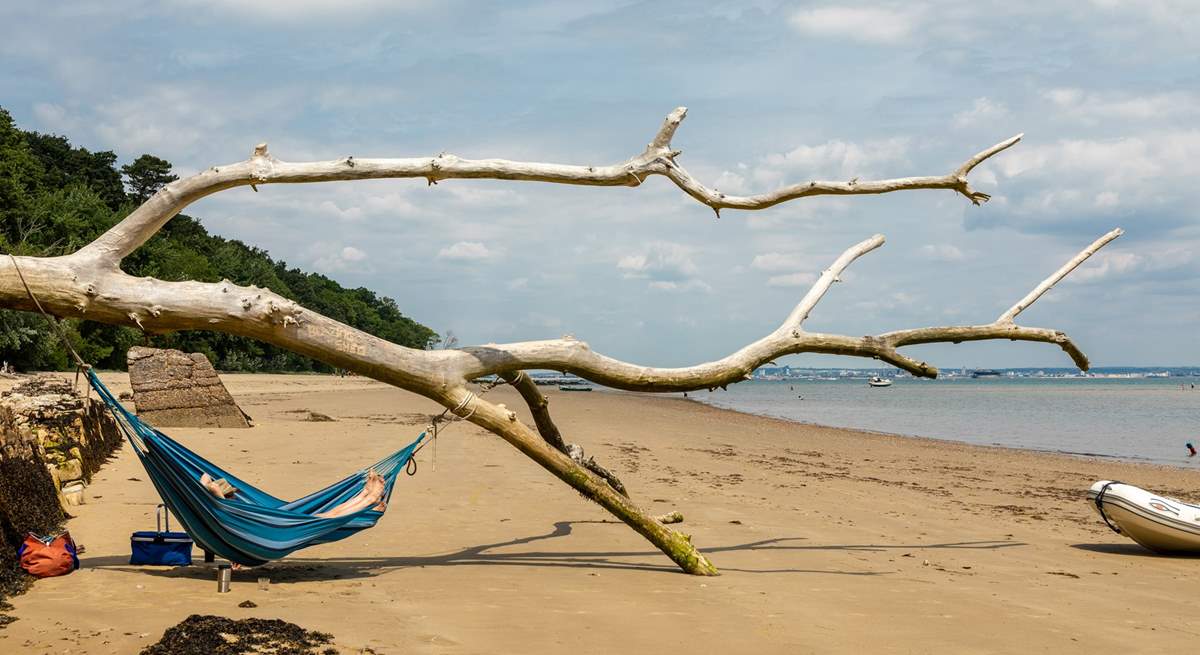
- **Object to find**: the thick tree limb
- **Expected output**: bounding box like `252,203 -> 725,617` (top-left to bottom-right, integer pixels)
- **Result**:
444,386 -> 716,575
78,108 -> 1015,261
500,371 -> 629,497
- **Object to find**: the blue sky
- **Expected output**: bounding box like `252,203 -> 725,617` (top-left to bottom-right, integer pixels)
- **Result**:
2,1 -> 1197,368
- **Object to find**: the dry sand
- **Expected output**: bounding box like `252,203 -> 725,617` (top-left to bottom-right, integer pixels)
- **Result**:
3,373 -> 1199,654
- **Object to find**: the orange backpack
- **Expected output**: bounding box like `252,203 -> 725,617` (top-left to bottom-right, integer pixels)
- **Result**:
18,532 -> 80,578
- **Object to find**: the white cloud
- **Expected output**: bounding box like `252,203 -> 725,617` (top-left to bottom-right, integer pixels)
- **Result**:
340,246 -> 367,262
617,242 -> 709,291
317,200 -> 366,222
1044,88 -> 1200,123
712,166 -> 749,194
1067,247 -> 1196,284
789,6 -> 920,44
617,242 -> 698,279
919,243 -> 966,262
1069,251 -> 1143,283
761,137 -> 909,181
766,272 -> 817,288
992,131 -> 1200,225
312,244 -> 369,273
997,132 -> 1198,189
954,97 -> 1009,128
90,85 -> 233,154
437,241 -> 492,261
750,252 -> 800,271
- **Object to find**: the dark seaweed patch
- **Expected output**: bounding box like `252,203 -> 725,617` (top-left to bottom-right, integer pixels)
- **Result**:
140,614 -> 337,655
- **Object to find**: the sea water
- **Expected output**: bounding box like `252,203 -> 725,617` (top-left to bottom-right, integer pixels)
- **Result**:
691,378 -> 1200,467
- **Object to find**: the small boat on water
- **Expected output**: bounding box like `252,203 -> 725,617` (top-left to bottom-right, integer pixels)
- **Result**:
558,385 -> 593,392
868,376 -> 892,387
1088,480 -> 1200,553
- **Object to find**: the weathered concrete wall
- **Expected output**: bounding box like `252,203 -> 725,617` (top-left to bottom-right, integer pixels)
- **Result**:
0,376 -> 122,597
127,347 -> 250,428
3,376 -> 124,493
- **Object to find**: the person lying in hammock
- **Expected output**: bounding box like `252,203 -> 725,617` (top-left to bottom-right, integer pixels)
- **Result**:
199,469 -> 388,517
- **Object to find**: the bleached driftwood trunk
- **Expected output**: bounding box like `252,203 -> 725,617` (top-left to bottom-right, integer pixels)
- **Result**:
0,108 -> 1121,575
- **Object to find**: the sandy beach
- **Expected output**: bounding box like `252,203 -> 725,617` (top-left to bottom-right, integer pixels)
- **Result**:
3,372 -> 1199,654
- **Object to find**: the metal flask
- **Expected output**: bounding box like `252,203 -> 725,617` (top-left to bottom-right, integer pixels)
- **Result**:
217,564 -> 232,593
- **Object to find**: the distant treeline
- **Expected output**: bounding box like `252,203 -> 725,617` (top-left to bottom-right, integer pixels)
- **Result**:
0,107 -> 438,372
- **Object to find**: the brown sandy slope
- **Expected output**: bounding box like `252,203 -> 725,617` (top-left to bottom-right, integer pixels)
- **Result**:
2,373 -> 1198,654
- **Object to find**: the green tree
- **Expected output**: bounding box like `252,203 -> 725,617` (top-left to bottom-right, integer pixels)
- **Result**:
1,106 -> 438,372
121,154 -> 177,203
0,108 -> 45,237
25,132 -> 126,210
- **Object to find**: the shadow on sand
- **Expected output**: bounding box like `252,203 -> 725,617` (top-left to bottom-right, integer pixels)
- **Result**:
1070,543 -> 1200,559
87,520 -> 1027,581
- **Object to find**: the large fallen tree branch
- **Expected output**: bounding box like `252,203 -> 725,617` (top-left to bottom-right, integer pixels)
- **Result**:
0,108 -> 1119,575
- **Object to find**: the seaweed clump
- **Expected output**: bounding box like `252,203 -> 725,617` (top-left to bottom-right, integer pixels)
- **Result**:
0,406 -> 66,602
140,614 -> 338,655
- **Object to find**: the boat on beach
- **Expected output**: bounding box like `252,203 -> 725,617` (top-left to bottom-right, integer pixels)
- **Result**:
868,376 -> 892,387
1088,480 -> 1200,553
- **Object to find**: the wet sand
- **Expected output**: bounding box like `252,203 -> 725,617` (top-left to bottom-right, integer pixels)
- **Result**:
3,373 -> 1199,653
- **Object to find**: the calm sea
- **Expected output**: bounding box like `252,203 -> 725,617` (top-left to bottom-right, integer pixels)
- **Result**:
690,378 -> 1200,466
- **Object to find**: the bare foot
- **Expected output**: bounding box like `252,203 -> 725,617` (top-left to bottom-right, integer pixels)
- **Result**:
200,473 -> 226,499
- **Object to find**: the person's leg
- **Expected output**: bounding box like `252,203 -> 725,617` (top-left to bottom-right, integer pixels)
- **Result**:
314,470 -> 386,518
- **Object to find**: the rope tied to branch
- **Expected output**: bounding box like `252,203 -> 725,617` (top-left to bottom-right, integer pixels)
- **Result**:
7,253 -> 91,393
414,389 -> 482,472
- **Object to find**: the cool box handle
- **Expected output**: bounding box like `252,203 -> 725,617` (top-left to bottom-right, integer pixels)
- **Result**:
156,503 -> 171,534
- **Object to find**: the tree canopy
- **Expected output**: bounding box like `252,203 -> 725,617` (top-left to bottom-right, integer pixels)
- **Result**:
121,154 -> 178,203
0,107 -> 437,371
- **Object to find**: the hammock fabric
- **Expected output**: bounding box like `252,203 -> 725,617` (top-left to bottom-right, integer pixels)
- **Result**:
87,369 -> 424,566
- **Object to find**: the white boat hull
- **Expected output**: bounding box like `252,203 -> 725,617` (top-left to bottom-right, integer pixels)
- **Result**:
1087,480 -> 1200,553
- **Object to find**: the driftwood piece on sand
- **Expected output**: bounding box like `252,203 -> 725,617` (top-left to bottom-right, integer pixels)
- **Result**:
0,108 -> 1122,575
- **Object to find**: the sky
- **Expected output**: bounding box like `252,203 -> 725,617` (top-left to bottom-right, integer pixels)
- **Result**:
2,0 -> 1197,369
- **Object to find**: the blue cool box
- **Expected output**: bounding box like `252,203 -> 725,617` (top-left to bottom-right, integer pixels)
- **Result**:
130,504 -> 193,566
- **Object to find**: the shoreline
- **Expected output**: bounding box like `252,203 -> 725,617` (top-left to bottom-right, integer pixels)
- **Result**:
678,393 -> 1179,469
4,373 -> 1200,653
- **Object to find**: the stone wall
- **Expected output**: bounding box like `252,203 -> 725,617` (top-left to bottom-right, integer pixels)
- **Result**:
127,347 -> 250,428
0,376 -> 123,598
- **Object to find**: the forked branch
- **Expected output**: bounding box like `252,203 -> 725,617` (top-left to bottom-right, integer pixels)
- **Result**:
78,108 -> 1018,262
454,229 -> 1123,387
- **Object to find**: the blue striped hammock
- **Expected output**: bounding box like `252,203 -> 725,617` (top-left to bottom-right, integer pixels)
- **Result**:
87,369 -> 424,566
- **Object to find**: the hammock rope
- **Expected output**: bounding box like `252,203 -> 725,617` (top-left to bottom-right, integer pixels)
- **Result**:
5,253 -> 496,565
